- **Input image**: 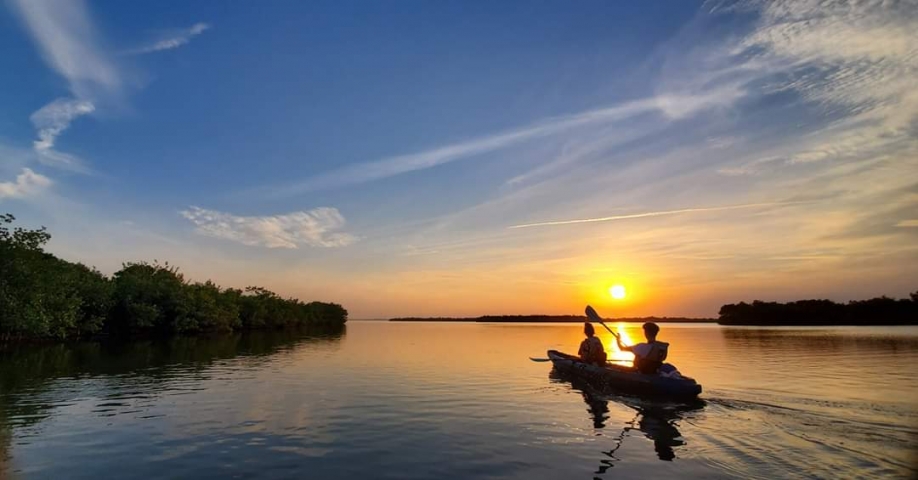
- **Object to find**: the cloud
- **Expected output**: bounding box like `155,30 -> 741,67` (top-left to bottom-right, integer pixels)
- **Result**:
9,0 -> 120,100
128,23 -> 211,55
180,206 -> 358,249
716,156 -> 784,176
739,0 -> 916,108
508,202 -> 801,229
10,0 -> 120,173
721,0 -> 918,170
0,168 -> 52,200
29,98 -> 95,172
504,126 -> 649,188
263,90 -> 741,197
360,1 -> 917,300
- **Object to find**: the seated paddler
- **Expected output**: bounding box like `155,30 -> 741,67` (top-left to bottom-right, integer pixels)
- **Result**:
611,322 -> 669,374
578,322 -> 607,366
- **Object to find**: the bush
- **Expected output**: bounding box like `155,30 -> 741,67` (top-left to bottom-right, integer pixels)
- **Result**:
0,215 -> 108,340
110,262 -> 187,334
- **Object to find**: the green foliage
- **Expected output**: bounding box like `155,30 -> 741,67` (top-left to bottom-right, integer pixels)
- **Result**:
0,213 -> 50,250
0,213 -> 347,342
182,282 -> 242,333
1,215 -> 110,340
110,261 -> 187,333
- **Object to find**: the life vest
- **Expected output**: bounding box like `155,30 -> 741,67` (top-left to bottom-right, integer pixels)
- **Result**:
580,336 -> 607,366
635,341 -> 668,374
594,344 -> 607,366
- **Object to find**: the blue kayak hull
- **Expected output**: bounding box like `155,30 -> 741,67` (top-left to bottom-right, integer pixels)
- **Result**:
547,350 -> 702,399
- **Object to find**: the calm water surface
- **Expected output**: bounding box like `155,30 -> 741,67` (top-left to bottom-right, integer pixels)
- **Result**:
1,322 -> 916,479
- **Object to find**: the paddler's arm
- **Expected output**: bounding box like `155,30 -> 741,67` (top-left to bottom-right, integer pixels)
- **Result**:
611,332 -> 633,352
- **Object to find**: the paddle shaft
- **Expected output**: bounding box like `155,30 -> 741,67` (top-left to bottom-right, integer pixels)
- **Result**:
531,307 -> 621,363
585,305 -> 617,337
596,318 -> 616,336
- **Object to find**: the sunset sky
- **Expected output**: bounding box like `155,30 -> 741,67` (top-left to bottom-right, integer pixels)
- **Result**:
2,1 -> 916,318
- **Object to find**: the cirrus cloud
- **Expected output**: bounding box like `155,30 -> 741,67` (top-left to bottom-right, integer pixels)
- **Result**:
29,98 -> 96,172
713,0 -> 918,174
9,0 -> 120,100
127,22 -> 211,55
11,0 -> 115,174
180,206 -> 357,249
259,89 -> 742,197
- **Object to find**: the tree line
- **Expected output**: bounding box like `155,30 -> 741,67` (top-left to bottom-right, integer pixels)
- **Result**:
718,294 -> 918,326
0,214 -> 347,342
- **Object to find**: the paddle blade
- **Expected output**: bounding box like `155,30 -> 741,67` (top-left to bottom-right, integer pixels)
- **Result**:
529,357 -> 551,362
586,305 -> 617,336
585,305 -> 602,322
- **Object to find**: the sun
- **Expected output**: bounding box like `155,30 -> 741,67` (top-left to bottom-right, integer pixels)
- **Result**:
609,284 -> 626,300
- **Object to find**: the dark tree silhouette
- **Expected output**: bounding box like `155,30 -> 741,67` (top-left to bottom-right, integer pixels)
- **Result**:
718,294 -> 917,326
0,213 -> 347,342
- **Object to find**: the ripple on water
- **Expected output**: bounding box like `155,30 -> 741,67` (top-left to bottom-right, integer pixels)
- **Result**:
2,325 -> 917,479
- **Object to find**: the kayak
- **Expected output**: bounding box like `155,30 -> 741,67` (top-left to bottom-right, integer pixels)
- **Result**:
547,350 -> 702,399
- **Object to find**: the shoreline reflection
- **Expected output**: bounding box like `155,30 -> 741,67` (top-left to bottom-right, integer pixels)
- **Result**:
0,326 -> 347,478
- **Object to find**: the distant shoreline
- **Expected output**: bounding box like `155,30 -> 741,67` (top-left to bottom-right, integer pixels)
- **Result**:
388,315 -> 716,324
718,295 -> 917,326
388,292 -> 918,326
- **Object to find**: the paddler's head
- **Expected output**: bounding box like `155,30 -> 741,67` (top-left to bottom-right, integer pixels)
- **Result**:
642,322 -> 659,341
583,322 -> 595,337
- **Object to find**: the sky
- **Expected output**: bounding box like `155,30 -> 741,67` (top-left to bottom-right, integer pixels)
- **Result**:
1,0 -> 916,318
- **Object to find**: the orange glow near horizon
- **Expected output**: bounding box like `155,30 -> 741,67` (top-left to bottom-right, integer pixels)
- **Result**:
575,275 -> 651,318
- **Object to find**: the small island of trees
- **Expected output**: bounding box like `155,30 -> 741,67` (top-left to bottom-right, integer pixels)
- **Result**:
718,294 -> 917,326
1,214 -> 347,342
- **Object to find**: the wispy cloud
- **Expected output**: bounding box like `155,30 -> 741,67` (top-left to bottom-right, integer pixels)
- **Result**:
180,206 -> 358,249
9,0 -> 120,100
11,3 -> 211,177
10,0 -> 119,173
127,23 -> 211,55
508,202 -> 802,229
504,126 -> 648,188
361,1 -> 918,309
716,156 -> 784,176
0,168 -> 52,200
713,0 -> 918,174
260,90 -> 742,197
29,98 -> 95,172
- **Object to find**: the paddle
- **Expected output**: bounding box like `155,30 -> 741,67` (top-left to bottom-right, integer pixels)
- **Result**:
585,305 -> 618,339
530,306 -> 615,363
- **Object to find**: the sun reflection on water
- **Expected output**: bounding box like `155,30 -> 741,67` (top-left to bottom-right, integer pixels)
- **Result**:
601,323 -> 636,365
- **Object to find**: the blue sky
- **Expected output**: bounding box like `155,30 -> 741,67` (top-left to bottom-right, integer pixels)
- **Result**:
2,0 -> 917,318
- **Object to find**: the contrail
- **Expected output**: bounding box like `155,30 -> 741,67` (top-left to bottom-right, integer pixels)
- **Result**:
508,202 -> 801,229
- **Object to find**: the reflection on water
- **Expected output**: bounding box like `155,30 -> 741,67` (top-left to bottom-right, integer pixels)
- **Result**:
1,322 -> 916,479
720,326 -> 918,352
0,326 -> 345,477
550,368 -> 704,474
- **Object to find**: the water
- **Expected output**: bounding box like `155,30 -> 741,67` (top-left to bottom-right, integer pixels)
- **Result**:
1,322 -> 916,479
